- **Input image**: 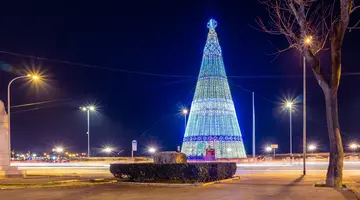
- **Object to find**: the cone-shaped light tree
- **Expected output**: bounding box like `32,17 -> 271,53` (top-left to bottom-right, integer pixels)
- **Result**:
181,19 -> 247,159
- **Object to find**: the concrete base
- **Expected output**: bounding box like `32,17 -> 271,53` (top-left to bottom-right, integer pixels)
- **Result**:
0,166 -> 25,179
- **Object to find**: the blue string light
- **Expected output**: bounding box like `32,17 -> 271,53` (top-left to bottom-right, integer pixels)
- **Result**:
181,19 -> 247,158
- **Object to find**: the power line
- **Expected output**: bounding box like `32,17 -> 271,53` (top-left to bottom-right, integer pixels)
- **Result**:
8,98 -> 72,109
0,50 -> 192,78
234,84 -> 277,104
11,104 -> 64,114
1,49 -> 360,79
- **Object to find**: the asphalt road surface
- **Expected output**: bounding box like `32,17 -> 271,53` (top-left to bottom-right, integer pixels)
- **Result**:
1,174 -> 357,200
3,161 -> 359,200
13,161 -> 360,177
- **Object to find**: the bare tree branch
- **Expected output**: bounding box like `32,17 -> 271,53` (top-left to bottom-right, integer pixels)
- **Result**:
348,20 -> 360,32
256,0 -> 355,188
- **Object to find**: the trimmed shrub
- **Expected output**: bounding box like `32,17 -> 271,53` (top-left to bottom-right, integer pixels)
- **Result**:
110,162 -> 236,183
154,151 -> 187,164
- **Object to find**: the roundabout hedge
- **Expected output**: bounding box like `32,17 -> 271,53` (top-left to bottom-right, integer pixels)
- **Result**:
110,162 -> 236,183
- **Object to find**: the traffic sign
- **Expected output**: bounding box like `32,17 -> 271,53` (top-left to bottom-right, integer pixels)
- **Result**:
270,144 -> 278,149
132,140 -> 137,151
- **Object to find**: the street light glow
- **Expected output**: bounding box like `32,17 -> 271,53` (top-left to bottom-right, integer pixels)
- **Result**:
304,36 -> 313,46
27,74 -> 41,81
148,147 -> 156,153
285,101 -> 293,108
182,108 -> 188,115
80,105 -> 96,111
308,144 -> 316,151
54,147 -> 64,153
103,147 -> 113,153
265,146 -> 272,152
349,143 -> 359,150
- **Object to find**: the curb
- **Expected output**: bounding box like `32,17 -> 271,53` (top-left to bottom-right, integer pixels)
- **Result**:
117,182 -> 202,187
343,184 -> 360,200
202,176 -> 241,187
352,189 -> 360,200
314,181 -> 357,188
0,179 -> 118,190
117,176 -> 241,188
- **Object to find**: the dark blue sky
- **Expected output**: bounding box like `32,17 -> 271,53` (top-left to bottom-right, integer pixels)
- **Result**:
0,0 -> 359,155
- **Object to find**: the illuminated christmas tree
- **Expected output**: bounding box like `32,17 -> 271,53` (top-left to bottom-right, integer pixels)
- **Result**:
181,19 -> 247,158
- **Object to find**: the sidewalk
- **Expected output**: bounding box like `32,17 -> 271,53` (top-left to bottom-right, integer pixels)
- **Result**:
0,174 -> 358,200
0,176 -> 93,184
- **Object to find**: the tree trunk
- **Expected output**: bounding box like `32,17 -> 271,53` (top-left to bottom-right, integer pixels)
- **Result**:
324,88 -> 344,188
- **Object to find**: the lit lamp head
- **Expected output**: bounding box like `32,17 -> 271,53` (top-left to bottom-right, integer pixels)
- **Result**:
308,144 -> 316,151
103,147 -> 113,153
148,147 -> 156,154
349,143 -> 359,150
55,147 -> 64,153
88,106 -> 95,111
304,36 -> 313,46
182,108 -> 188,115
285,101 -> 293,109
265,146 -> 272,152
80,105 -> 96,111
27,74 -> 40,81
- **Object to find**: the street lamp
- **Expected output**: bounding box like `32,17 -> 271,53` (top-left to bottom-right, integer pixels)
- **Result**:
102,147 -> 114,154
182,108 -> 189,130
284,100 -> 294,156
304,36 -> 313,45
7,74 -> 40,156
80,105 -> 96,157
53,146 -> 64,153
265,146 -> 272,152
308,144 -> 316,153
148,147 -> 156,154
302,35 -> 313,175
349,143 -> 359,151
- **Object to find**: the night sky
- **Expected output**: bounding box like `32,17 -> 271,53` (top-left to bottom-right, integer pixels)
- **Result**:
0,1 -> 360,156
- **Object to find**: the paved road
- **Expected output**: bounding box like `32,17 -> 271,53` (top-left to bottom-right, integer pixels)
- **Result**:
3,162 -> 360,200
15,161 -> 360,177
0,174 -> 357,200
237,161 -> 360,175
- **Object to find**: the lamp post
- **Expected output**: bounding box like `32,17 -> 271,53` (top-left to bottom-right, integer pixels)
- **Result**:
80,105 -> 96,157
285,101 -> 294,156
182,108 -> 188,130
303,35 -> 312,175
7,74 -> 39,156
349,143 -> 359,153
308,144 -> 317,154
52,146 -> 64,159
102,147 -> 114,156
265,146 -> 272,158
148,147 -> 156,154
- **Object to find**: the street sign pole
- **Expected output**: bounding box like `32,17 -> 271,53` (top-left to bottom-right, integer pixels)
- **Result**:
132,140 -> 137,162
273,148 -> 276,159
270,144 -> 278,160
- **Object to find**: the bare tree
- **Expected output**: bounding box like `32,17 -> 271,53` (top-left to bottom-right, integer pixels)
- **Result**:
256,0 -> 358,188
